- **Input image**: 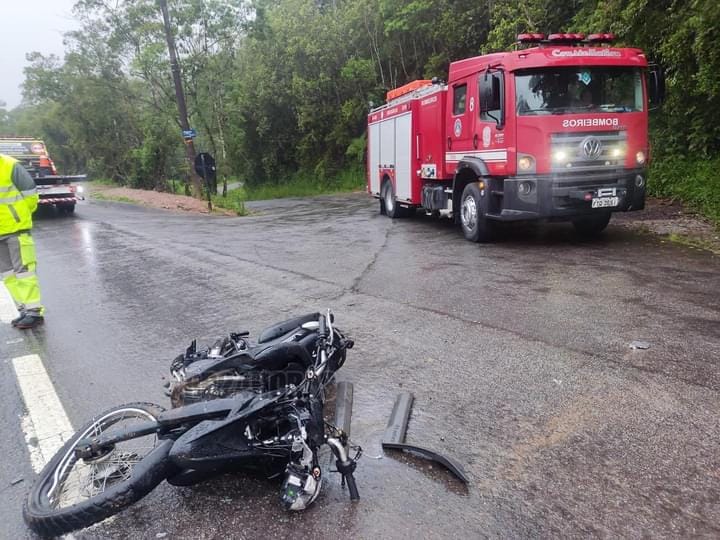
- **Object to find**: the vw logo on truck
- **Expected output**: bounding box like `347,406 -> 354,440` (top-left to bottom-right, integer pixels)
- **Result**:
581,136 -> 602,159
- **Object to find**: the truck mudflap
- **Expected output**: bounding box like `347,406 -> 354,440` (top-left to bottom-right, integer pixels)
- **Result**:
489,169 -> 646,221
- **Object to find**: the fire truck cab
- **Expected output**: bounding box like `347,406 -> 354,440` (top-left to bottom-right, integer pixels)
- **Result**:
367,33 -> 663,241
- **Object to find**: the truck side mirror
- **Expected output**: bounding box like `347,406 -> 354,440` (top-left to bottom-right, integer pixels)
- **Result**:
480,71 -> 505,129
480,81 -> 492,111
490,76 -> 502,112
648,64 -> 665,111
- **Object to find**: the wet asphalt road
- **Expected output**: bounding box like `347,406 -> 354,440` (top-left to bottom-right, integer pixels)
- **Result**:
1,194 -> 719,539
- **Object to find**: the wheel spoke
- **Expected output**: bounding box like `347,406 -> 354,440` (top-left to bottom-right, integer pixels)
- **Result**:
46,409 -> 161,509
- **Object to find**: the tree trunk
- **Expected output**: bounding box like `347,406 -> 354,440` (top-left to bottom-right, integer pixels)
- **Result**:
158,0 -> 202,198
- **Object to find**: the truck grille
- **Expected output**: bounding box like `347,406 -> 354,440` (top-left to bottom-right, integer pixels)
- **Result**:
551,130 -> 627,172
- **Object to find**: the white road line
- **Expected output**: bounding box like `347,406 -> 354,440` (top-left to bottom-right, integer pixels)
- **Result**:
5,286 -> 80,539
0,283 -> 18,323
12,354 -> 75,473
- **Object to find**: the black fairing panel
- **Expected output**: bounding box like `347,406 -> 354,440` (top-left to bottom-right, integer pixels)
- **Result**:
168,391 -> 284,469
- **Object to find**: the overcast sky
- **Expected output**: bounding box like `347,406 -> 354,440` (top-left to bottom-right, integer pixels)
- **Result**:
1,0 -> 79,109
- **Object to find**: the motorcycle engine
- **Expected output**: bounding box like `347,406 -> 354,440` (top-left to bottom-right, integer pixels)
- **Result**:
168,369 -> 264,408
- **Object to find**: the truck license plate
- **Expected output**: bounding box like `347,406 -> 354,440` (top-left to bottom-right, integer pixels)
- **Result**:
591,196 -> 619,208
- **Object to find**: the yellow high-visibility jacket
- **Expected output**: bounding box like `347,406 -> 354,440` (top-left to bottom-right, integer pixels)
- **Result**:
0,154 -> 39,234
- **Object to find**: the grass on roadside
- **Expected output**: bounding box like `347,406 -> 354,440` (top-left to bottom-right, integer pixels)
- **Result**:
91,192 -> 140,205
666,232 -> 720,254
242,168 -> 365,201
212,189 -> 247,215
649,157 -> 720,228
88,178 -> 119,187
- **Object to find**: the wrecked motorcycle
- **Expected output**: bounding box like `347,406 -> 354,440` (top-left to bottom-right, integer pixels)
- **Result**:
24,310 -> 360,537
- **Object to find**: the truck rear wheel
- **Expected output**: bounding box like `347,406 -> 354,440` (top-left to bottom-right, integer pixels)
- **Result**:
573,212 -> 611,237
59,204 -> 75,215
381,180 -> 410,219
460,182 -> 494,242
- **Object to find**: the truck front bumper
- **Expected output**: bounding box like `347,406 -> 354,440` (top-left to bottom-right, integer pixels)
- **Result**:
39,195 -> 80,205
491,169 -> 647,222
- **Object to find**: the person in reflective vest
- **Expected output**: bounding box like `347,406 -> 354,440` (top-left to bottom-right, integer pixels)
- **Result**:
0,154 -> 45,329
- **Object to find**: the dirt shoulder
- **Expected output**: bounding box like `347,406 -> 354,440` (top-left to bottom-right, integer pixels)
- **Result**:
89,184 -> 236,215
613,197 -> 720,254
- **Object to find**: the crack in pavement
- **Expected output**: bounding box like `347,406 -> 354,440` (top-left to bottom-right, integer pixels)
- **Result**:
81,212 -> 720,396
349,220 -> 394,294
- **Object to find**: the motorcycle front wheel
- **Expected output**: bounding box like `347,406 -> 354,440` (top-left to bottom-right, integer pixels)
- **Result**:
24,402 -> 175,537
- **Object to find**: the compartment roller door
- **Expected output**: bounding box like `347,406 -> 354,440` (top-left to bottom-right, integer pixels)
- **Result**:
395,113 -> 412,201
369,122 -> 381,194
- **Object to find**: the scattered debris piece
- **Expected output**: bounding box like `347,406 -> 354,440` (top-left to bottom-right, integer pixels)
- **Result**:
382,392 -> 469,484
155,533 -> 168,539
11,477 -> 23,486
629,341 -> 651,350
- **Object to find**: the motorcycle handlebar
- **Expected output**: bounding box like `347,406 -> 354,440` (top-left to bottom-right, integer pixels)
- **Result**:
318,313 -> 327,338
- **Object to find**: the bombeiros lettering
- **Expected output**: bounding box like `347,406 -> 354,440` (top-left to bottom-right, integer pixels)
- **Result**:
562,118 -> 619,128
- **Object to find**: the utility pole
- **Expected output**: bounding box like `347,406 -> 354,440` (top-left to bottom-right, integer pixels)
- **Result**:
158,0 -> 202,198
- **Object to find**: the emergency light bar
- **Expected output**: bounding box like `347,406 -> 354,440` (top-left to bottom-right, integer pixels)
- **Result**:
587,33 -> 616,43
517,33 -> 545,44
548,33 -> 585,43
517,32 -> 614,46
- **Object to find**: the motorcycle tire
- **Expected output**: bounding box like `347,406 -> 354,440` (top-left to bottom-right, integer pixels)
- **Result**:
24,402 -> 175,537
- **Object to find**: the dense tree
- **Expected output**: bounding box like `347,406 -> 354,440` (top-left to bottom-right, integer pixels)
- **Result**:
2,0 -> 716,192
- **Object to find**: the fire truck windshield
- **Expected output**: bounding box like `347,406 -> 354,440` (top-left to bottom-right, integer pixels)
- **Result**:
515,67 -> 643,116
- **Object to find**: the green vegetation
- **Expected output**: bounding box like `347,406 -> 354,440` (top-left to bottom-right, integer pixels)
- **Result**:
649,158 -> 720,227
91,193 -> 139,205
0,0 -> 717,217
243,168 -> 365,201
89,178 -> 119,187
211,189 -> 247,216
667,232 -> 720,255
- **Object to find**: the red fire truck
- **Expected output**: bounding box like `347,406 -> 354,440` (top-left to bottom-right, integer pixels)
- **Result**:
367,33 -> 663,241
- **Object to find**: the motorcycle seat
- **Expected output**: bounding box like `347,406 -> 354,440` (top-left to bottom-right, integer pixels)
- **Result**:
257,312 -> 319,344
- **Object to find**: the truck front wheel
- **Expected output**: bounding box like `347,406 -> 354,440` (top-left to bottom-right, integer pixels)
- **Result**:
572,212 -> 611,237
460,182 -> 494,243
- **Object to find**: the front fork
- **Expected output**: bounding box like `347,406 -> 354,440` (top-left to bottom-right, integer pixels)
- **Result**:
327,437 -> 360,501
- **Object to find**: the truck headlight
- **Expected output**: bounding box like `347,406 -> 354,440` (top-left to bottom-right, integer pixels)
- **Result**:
553,149 -> 569,163
76,185 -> 84,193
518,156 -> 534,171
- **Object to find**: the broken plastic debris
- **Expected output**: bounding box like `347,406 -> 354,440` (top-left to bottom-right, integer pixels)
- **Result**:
11,477 -> 23,486
629,341 -> 650,350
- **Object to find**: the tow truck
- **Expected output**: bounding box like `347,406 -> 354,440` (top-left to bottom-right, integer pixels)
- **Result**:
0,137 -> 86,213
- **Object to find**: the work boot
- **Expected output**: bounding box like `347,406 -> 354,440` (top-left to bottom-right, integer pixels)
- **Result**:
11,311 -> 26,326
14,314 -> 44,330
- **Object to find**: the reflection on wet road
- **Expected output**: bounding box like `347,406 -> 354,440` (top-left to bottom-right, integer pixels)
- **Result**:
2,196 -> 719,538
